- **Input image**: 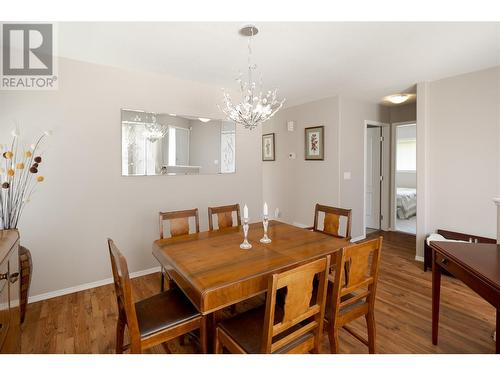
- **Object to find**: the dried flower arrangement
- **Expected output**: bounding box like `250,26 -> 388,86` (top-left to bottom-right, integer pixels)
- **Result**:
0,130 -> 50,229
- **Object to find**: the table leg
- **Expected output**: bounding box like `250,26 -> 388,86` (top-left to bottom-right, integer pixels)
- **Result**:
200,315 -> 208,354
205,309 -> 224,353
496,309 -> 499,354
432,249 -> 441,346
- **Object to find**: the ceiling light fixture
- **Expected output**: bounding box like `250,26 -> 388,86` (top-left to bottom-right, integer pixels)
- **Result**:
219,25 -> 285,130
198,118 -> 211,123
385,94 -> 410,104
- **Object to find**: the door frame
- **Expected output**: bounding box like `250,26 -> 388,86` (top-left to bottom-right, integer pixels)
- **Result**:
363,120 -> 390,240
391,121 -> 417,233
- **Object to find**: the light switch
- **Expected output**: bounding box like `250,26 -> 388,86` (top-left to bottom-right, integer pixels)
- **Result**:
343,171 -> 351,180
287,121 -> 295,131
275,208 -> 281,218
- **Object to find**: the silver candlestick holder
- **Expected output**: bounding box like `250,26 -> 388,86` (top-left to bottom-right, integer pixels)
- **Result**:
260,215 -> 272,243
240,218 -> 252,249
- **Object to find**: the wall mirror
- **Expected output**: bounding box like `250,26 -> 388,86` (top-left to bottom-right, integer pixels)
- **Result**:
121,109 -> 236,176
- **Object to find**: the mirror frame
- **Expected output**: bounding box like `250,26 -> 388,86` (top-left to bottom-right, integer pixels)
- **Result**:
120,108 -> 237,176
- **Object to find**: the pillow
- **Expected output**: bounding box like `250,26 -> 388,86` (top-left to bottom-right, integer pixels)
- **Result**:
426,233 -> 470,246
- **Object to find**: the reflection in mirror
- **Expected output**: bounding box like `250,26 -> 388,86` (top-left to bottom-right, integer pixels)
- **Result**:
121,110 -> 236,176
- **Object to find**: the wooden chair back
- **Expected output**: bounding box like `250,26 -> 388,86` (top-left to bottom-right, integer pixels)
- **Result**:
159,208 -> 200,239
261,255 -> 331,353
208,204 -> 241,231
329,237 -> 382,323
313,204 -> 352,240
107,239 -> 141,347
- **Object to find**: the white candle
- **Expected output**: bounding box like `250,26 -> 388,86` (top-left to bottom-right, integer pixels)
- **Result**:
263,202 -> 268,216
243,204 -> 249,220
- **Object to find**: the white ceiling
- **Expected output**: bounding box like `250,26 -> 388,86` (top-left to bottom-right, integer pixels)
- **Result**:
58,22 -> 500,106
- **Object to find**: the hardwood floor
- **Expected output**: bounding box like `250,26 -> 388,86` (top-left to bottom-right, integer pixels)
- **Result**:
21,231 -> 497,354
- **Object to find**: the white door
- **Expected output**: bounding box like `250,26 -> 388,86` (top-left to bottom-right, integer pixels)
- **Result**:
366,127 -> 381,229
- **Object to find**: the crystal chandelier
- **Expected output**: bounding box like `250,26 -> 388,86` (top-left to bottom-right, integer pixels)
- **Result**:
144,114 -> 168,143
219,25 -> 285,130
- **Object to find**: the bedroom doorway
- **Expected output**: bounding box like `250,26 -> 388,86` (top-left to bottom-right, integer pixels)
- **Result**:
392,122 -> 417,234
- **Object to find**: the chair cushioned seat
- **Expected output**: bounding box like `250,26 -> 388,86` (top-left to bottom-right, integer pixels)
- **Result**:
135,288 -> 200,338
218,305 -> 314,353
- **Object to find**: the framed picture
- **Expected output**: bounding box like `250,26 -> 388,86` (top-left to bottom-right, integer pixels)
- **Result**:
262,133 -> 275,161
305,126 -> 324,160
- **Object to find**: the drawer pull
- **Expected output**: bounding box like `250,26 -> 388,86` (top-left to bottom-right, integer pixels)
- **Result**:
0,273 -> 7,281
9,272 -> 19,283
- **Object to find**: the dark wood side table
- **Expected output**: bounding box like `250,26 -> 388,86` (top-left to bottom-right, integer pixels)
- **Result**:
430,241 -> 500,353
424,229 -> 496,272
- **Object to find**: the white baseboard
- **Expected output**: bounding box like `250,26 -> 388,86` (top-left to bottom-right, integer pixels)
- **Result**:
415,255 -> 424,262
292,222 -> 309,228
350,235 -> 366,243
28,266 -> 161,304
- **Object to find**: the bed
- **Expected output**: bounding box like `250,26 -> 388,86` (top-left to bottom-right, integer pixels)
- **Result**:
396,187 -> 416,219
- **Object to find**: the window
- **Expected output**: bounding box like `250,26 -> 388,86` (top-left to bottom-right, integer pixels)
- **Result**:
220,121 -> 236,173
168,126 -> 176,166
396,125 -> 416,171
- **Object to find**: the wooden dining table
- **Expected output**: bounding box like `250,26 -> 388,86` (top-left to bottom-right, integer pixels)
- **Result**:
152,220 -> 349,349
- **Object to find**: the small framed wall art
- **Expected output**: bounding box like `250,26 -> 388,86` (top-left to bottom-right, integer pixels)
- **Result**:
304,126 -> 324,160
262,133 -> 275,161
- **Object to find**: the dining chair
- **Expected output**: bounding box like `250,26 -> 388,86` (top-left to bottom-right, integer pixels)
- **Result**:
107,238 -> 206,354
310,204 -> 352,240
159,208 -> 200,291
159,208 -> 200,239
207,204 -> 242,315
208,204 -> 241,231
214,255 -> 331,354
324,237 -> 383,354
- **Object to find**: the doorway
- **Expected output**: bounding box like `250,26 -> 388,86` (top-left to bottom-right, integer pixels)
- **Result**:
366,126 -> 381,231
392,122 -> 417,234
364,121 -> 390,237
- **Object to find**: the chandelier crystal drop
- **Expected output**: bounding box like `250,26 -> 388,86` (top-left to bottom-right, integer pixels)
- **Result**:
219,25 -> 285,130
144,114 -> 168,143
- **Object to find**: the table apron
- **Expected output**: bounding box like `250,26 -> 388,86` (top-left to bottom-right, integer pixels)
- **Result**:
201,276 -> 269,314
435,251 -> 500,309
158,267 -> 201,311
168,271 -> 271,314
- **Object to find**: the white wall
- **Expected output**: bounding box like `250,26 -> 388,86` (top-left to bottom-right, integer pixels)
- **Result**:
339,97 -> 389,238
0,58 -> 263,297
425,66 -> 500,240
389,102 -> 416,124
262,97 -> 340,226
262,96 -> 388,239
396,172 -> 416,189
189,119 -> 221,174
